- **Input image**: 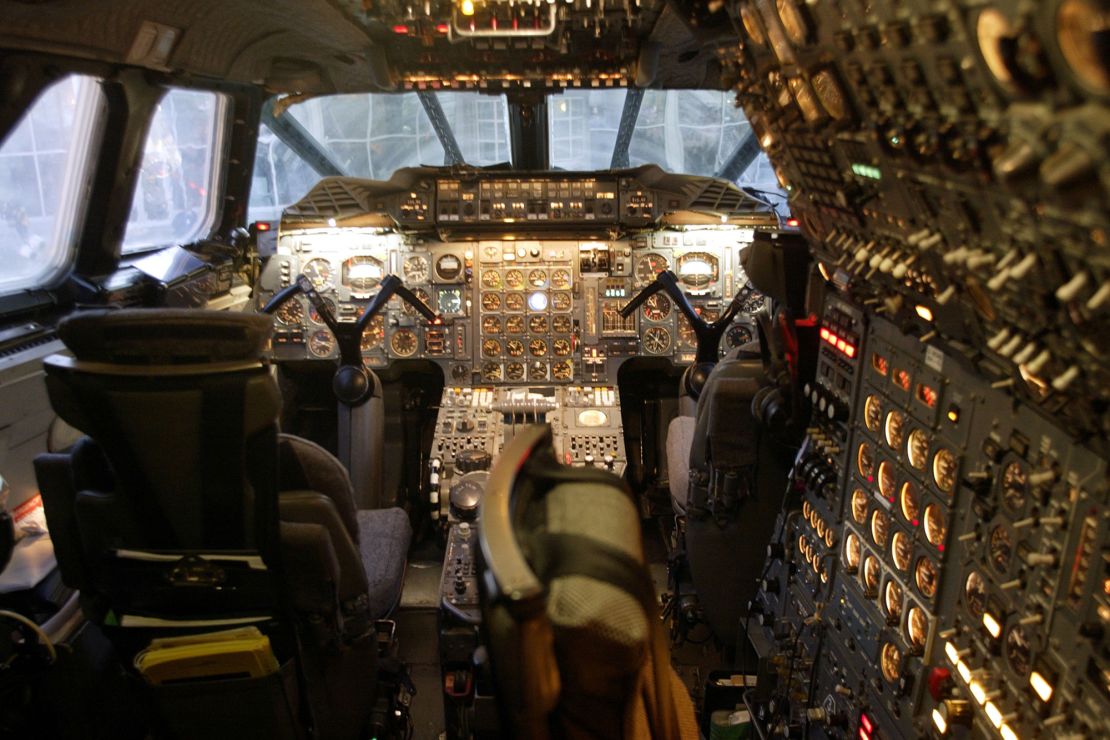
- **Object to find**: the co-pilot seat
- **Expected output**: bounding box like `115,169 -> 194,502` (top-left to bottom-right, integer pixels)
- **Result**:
478,424 -> 698,740
33,309 -> 411,739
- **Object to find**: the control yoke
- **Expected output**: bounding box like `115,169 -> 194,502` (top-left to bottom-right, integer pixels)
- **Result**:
620,270 -> 752,365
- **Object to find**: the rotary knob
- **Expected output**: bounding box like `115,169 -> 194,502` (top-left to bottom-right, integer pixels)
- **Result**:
455,449 -> 492,473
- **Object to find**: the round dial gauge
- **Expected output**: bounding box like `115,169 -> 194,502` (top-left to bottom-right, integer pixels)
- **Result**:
880,642 -> 902,683
481,362 -> 502,382
481,270 -> 502,289
438,289 -> 462,315
1006,624 -> 1032,676
878,461 -> 896,499
550,269 -> 571,290
481,292 -> 502,311
891,531 -> 913,572
389,328 -> 418,357
739,3 -> 766,47
776,0 -> 809,45
907,429 -> 930,470
506,339 -> 525,357
824,525 -> 837,548
990,525 -> 1012,572
504,269 -> 524,289
529,338 -> 548,357
923,504 -> 947,547
857,442 -> 875,478
527,292 -> 548,312
643,293 -> 672,322
975,8 -> 1021,92
402,255 -> 428,283
851,489 -> 869,524
528,315 -> 548,334
552,292 -> 572,311
482,316 -> 502,334
481,339 -> 502,358
528,362 -> 547,381
505,316 -> 525,334
885,410 -> 905,450
553,338 -> 572,356
933,449 -> 958,493
871,509 -> 891,548
360,316 -> 385,351
302,259 -> 333,290
843,533 -> 861,571
528,269 -> 547,288
812,69 -> 849,121
343,256 -> 383,293
863,555 -> 881,596
505,293 -> 525,311
636,253 -> 669,283
964,571 -> 987,617
435,254 -> 462,281
676,252 -> 719,290
864,395 -> 883,432
552,315 -> 572,333
906,606 -> 928,650
1057,0 -> 1110,94
643,326 -> 671,354
275,300 -> 304,326
308,329 -> 334,358
900,481 -> 921,523
1001,462 -> 1028,512
505,362 -> 525,381
552,360 -> 573,380
884,580 -> 904,621
402,288 -> 432,317
916,557 -> 938,599
309,298 -> 337,324
679,308 -> 720,346
726,323 -> 754,348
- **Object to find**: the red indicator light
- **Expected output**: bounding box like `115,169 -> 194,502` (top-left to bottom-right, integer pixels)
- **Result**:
845,344 -> 857,358
858,729 -> 870,740
786,217 -> 800,228
255,221 -> 271,232
837,339 -> 848,352
436,23 -> 449,33
912,518 -> 919,527
392,24 -> 409,34
820,327 -> 831,341
860,713 -> 874,733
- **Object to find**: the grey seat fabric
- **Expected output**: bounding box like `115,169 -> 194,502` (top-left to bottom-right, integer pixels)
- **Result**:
665,416 -> 696,515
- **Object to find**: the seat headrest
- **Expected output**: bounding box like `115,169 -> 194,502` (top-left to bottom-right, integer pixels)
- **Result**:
740,232 -> 811,313
58,309 -> 272,365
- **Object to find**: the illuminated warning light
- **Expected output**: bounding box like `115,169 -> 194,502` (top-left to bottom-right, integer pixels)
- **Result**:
460,0 -> 475,15
946,405 -> 960,423
255,221 -> 271,232
436,23 -> 449,33
786,217 -> 800,228
931,708 -> 947,734
820,327 -> 831,341
916,383 -> 938,408
845,344 -> 857,358
837,338 -> 848,352
1030,670 -> 1054,702
969,680 -> 986,704
957,661 -> 971,683
858,728 -> 870,740
915,304 -> 934,322
944,641 -> 959,664
984,701 -> 1003,728
1000,724 -> 1019,740
860,712 -> 874,734
392,24 -> 410,33
982,611 -> 1002,639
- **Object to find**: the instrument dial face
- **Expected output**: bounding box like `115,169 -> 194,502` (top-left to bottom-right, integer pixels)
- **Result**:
528,315 -> 548,333
506,339 -> 525,357
1006,625 -> 1032,676
863,555 -> 881,595
906,606 -> 928,650
812,69 -> 849,120
635,253 -> 669,283
438,289 -> 463,315
851,489 -> 869,524
505,293 -> 525,312
482,316 -> 502,334
907,429 -> 930,470
528,269 -> 547,288
933,449 -> 958,494
864,395 -> 883,432
726,323 -> 754,348
528,361 -> 547,381
552,315 -> 572,333
900,482 -> 920,523
481,338 -> 502,358
402,255 -> 428,283
642,293 -> 672,322
302,258 -> 333,290
360,316 -> 385,351
990,525 -> 1012,572
878,461 -> 896,499
401,288 -> 432,317
885,410 -> 905,450
843,532 -> 861,570
505,316 -> 525,334
916,557 -> 938,599
552,292 -> 572,311
504,269 -> 525,289
642,326 -> 671,354
880,642 -> 902,683
389,328 -> 418,357
884,580 -> 904,621
275,300 -> 304,326
679,308 -> 719,346
976,8 -> 1021,92
871,509 -> 891,548
308,329 -> 334,358
481,292 -> 502,311
481,362 -> 502,382
923,504 -> 946,548
552,359 -> 573,380
435,254 -> 462,281
739,3 -> 766,47
824,525 -> 836,548
857,442 -> 875,478
550,269 -> 571,290
892,531 -> 912,571
676,252 -> 719,290
1001,462 -> 1028,512
342,256 -> 383,293
481,270 -> 502,290
528,338 -> 548,357
964,571 -> 987,617
309,298 -> 337,324
505,362 -> 525,381
553,338 -> 572,356
1057,0 -> 1110,94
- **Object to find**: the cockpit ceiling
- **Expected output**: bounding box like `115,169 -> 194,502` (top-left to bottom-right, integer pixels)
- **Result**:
0,0 -> 735,93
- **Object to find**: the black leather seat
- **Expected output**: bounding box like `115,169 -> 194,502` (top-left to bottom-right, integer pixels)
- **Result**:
33,308 -> 411,738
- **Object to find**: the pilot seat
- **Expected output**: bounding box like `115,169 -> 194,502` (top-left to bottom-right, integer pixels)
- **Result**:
32,309 -> 412,739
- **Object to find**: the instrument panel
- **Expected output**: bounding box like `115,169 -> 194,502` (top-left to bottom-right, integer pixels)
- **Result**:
255,226 -> 766,384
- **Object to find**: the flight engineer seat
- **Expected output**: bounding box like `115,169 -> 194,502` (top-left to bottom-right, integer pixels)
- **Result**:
33,309 -> 411,739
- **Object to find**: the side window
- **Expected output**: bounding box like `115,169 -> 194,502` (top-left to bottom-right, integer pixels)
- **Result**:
122,89 -> 226,253
0,75 -> 102,295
